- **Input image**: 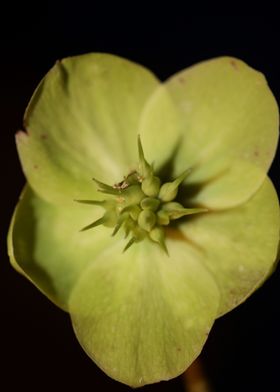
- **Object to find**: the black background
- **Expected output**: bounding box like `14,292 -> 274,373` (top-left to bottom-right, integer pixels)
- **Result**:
1,9 -> 279,392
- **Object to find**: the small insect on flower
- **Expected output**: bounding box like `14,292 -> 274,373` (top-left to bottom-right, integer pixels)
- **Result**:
8,53 -> 279,387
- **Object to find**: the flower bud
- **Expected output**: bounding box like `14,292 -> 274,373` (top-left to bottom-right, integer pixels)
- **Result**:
122,185 -> 145,206
149,226 -> 168,255
140,197 -> 161,211
141,176 -> 161,197
162,202 -> 207,220
157,210 -> 170,226
158,169 -> 191,202
162,202 -> 184,211
129,205 -> 142,221
158,182 -> 178,202
138,210 -> 156,232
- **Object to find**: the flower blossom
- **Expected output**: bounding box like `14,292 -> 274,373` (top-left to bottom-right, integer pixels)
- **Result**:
8,54 -> 279,387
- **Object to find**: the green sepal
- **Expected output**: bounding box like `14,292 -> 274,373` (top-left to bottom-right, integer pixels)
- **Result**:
180,177 -> 280,316
69,239 -> 219,387
16,54 -> 160,205
8,185 -> 120,309
140,56 -> 279,209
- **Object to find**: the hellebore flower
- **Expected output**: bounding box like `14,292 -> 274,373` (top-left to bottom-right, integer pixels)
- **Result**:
8,54 -> 279,387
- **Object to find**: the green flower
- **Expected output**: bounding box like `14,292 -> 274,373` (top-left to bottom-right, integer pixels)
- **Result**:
8,54 -> 279,387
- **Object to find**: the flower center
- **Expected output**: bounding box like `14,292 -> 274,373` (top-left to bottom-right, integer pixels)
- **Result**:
77,136 -> 207,253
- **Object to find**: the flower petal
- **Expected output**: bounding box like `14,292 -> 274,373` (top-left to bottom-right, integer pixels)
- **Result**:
8,186 -> 118,310
69,239 -> 219,387
180,177 -> 279,316
140,57 -> 278,209
16,53 -> 160,204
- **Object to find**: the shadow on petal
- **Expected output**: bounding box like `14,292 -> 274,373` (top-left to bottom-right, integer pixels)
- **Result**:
10,187 -> 60,306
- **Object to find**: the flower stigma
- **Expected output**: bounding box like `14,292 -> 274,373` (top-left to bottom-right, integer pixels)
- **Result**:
76,136 -> 208,253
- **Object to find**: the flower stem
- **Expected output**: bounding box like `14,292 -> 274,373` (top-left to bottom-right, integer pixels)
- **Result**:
182,358 -> 212,392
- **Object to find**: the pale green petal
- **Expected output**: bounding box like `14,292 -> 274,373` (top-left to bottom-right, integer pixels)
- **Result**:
8,186 -> 118,310
16,53 -> 160,204
69,238 -> 219,387
139,85 -> 183,173
140,57 -> 279,209
180,177 -> 279,316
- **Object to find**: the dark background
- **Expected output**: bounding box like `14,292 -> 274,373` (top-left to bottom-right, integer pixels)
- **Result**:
1,10 -> 279,392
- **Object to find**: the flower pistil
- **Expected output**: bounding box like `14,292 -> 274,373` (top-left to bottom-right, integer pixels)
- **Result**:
76,136 -> 207,253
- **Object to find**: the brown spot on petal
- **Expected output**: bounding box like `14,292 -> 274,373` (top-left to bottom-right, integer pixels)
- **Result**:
34,165 -> 39,169
178,76 -> 185,84
41,133 -> 48,140
230,60 -> 238,70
